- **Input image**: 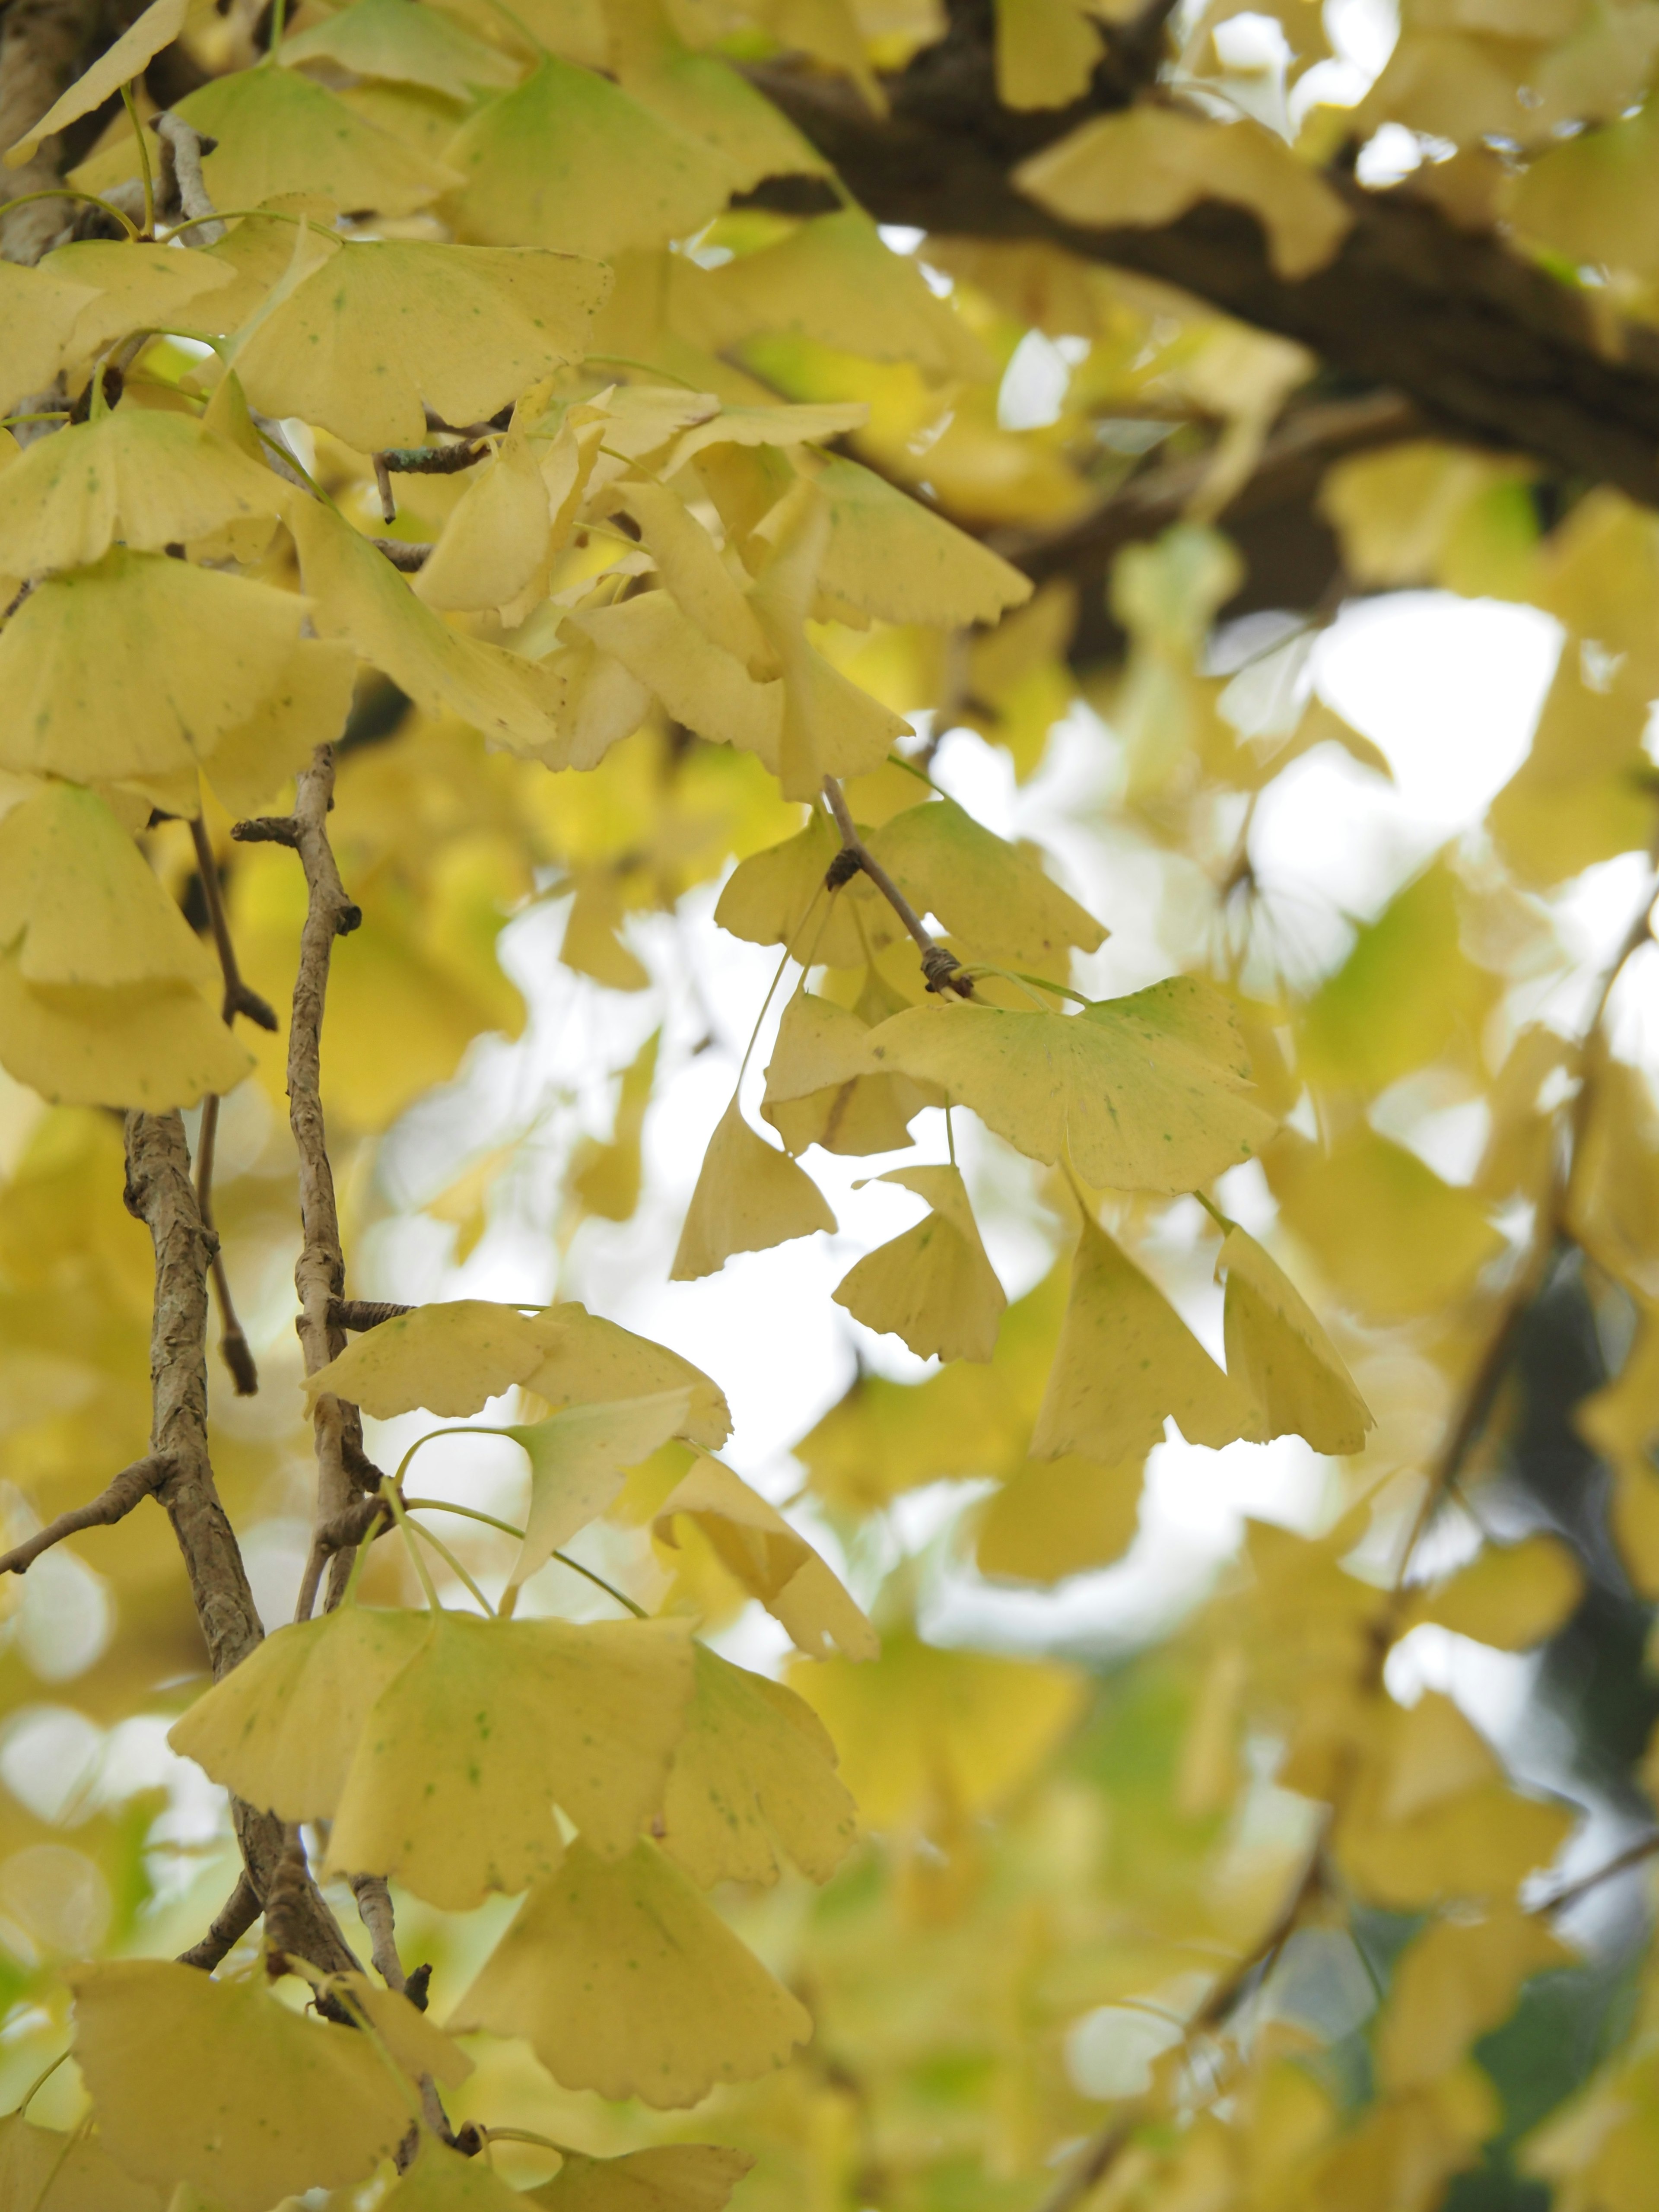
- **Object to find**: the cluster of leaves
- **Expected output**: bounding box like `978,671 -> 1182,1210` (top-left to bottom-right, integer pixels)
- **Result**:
6,0 -> 1659,2204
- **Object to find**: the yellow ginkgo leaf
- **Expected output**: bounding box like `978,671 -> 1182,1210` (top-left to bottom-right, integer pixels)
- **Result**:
975,1452 -> 1144,1584
762,988 -> 940,1158
168,64 -> 457,216
5,0 -> 186,167
499,1388 -> 693,1603
864,975 -> 1279,1195
833,1164 -> 1007,1364
1401,1534 -> 1585,1651
200,638 -> 358,818
0,260 -> 99,413
1376,1906 -> 1570,2094
378,2138 -> 528,2210
670,1099 -> 836,1279
289,499 -> 561,755
0,407 -> 288,579
0,547 -> 305,783
653,1458 -> 878,1660
995,0 -> 1101,108
280,0 -> 521,98
450,1837 -> 812,2107
325,1972 -> 474,2088
0,781 -> 214,989
713,810 -> 840,953
414,424 -> 551,613
560,869 -> 651,989
167,1604 -> 431,1819
526,2144 -> 754,2212
1014,108 -> 1352,281
864,794 -> 1106,971
0,961 -> 253,1110
664,399 -> 869,474
36,241 -> 236,361
659,1643 -> 858,1887
302,1297 -> 553,1416
568,591 -> 781,767
608,0 -> 827,190
616,480 -> 772,670
235,239 -> 608,453
69,1959 -> 414,2212
790,1628 -> 1085,1832
1219,1225 -> 1373,1455
696,209 -> 995,383
801,455 -> 1033,628
521,1304 -> 732,1446
442,55 -> 733,257
0,2111 -> 161,2211
325,1613 -> 694,1907
1033,1216 -> 1256,1462
572,1026 -> 658,1220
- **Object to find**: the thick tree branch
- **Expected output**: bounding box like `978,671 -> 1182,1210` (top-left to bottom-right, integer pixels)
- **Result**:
0,1455 -> 168,1575
0,0 -> 99,262
749,61 -> 1659,510
122,1109 -> 361,1977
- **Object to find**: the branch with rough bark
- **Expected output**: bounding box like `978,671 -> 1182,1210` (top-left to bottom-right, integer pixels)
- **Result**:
121,1107 -> 360,1979
747,50 -> 1659,512
0,1454 -> 168,1576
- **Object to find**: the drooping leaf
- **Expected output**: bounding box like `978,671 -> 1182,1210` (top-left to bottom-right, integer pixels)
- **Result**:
975,1452 -> 1144,1584
1033,1216 -> 1256,1462
167,1604 -> 431,1819
1015,107 -> 1352,280
69,1959 -> 415,2212
377,2138 -> 530,2210
450,1838 -> 812,2107
863,794 -> 1106,970
413,420 -> 552,614
1219,1225 -> 1373,1455
233,238 -> 609,451
669,1099 -> 836,1279
288,498 -> 563,755
1375,1906 -> 1570,2093
5,0 -> 186,167
525,2144 -> 754,2212
0,960 -> 253,1109
653,1458 -> 878,1659
0,259 -> 99,413
0,781 -> 216,989
0,2112 -> 162,2212
762,986 -> 939,1157
658,1643 -> 858,1886
807,454 -> 1033,627
0,406 -> 287,578
0,547 -> 305,783
1401,1534 -> 1585,1651
280,0 -> 521,98
324,1612 -> 695,1907
864,976 -> 1279,1195
833,1164 -> 1007,1364
442,55 -> 734,257
499,1388 -> 693,1602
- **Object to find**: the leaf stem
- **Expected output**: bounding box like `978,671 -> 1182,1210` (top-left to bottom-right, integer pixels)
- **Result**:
405,1513 -> 494,1616
121,82 -> 154,235
0,186 -> 140,237
382,1483 -> 441,1611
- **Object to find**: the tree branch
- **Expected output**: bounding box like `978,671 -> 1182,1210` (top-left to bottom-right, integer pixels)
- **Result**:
0,0 -> 100,263
122,1108 -> 360,1980
747,60 -> 1659,510
177,1869 -> 261,1970
0,1456 -> 168,1576
822,776 -> 973,996
1535,1830 -> 1659,1917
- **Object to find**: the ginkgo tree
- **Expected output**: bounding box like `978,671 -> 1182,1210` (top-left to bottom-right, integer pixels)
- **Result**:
2,0 -> 1659,2202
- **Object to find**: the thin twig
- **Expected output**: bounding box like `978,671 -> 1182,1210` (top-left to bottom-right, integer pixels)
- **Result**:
367,536 -> 432,572
822,775 -> 972,996
189,815 -> 273,1396
1391,845 -> 1658,1591
349,1870 -> 408,1991
1535,1831 -> 1659,1917
331,1298 -> 415,1331
177,1870 -> 261,1970
0,1456 -> 168,1576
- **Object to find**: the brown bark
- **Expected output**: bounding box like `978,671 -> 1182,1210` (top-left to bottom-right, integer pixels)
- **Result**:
747,58 -> 1659,512
0,0 -> 99,263
122,1108 -> 360,1978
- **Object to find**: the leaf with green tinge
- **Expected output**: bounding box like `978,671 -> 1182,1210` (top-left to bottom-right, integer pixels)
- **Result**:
450,1838 -> 812,2107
